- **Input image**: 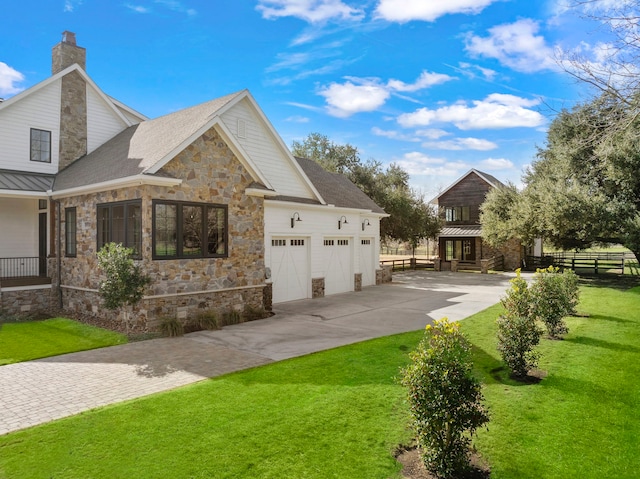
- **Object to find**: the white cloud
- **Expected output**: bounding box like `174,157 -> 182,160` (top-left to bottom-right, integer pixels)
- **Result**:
125,4 -> 150,13
457,62 -> 497,81
257,0 -> 364,23
319,71 -> 452,117
395,151 -> 468,177
423,137 -> 498,151
416,128 -> 449,140
480,158 -> 514,170
285,115 -> 310,123
319,79 -> 390,117
154,0 -> 197,16
465,19 -> 557,73
387,71 -> 454,92
397,94 -> 544,130
0,63 -> 25,97
375,0 -> 497,23
371,127 -> 420,141
64,0 -> 82,12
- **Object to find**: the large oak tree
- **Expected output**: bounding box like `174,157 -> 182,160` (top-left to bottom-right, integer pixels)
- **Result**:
291,133 -> 441,246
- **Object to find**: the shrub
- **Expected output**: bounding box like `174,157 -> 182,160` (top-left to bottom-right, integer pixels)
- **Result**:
497,270 -> 543,378
97,243 -> 152,333
220,309 -> 243,327
530,266 -> 578,339
243,305 -> 268,322
400,318 -> 489,478
185,311 -> 220,333
159,317 -> 184,337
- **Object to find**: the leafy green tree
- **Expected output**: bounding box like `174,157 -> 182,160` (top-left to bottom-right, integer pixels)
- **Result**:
291,133 -> 441,244
481,93 -> 640,262
401,318 -> 489,478
496,270 -> 543,378
529,266 -> 579,339
97,242 -> 152,333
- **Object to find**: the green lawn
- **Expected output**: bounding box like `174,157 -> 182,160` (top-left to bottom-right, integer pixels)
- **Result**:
0,318 -> 127,365
0,283 -> 638,478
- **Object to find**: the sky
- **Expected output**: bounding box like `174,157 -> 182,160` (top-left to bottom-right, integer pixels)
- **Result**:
0,0 -> 614,196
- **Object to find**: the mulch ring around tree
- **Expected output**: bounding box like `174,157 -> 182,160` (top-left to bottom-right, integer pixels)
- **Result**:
395,445 -> 490,479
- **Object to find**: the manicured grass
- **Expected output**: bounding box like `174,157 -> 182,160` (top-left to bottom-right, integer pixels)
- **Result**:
0,282 -> 638,478
462,283 -> 640,478
0,318 -> 127,365
0,333 -> 422,479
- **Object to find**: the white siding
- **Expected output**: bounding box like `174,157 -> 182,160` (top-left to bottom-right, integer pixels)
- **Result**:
86,87 -> 128,154
265,202 -> 382,302
0,81 -> 61,174
0,198 -> 40,258
115,105 -> 144,125
221,100 -> 316,199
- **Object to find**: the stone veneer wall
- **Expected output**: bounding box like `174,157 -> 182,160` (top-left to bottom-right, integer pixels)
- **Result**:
354,273 -> 362,292
0,287 -> 55,318
376,265 -> 392,285
312,278 -> 325,298
482,237 -> 524,270
58,70 -> 87,171
55,126 -> 266,329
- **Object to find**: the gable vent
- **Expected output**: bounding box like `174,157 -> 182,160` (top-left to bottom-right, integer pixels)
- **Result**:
237,119 -> 246,138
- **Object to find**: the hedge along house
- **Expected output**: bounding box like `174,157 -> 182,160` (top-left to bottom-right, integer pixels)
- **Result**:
0,32 -> 387,328
433,169 -> 538,272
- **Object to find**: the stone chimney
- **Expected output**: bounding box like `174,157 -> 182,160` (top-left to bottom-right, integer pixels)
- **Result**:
52,31 -> 86,74
54,31 -> 87,171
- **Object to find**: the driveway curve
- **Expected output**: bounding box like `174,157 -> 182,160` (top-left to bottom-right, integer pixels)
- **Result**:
0,270 -> 514,435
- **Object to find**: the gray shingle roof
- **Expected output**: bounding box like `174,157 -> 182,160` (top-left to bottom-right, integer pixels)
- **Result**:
0,169 -> 55,192
294,157 -> 385,213
53,91 -> 245,191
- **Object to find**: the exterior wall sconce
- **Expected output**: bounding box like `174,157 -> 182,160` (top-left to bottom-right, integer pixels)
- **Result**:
291,212 -> 302,228
362,219 -> 370,231
338,215 -> 348,229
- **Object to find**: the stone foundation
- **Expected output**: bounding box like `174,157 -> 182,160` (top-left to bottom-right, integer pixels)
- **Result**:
312,277 -> 325,298
0,286 -> 55,318
354,273 -> 362,292
376,265 -> 392,285
60,285 -> 265,332
263,283 -> 273,312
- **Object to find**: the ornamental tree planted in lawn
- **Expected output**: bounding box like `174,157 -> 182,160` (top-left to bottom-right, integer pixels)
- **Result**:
401,318 -> 489,478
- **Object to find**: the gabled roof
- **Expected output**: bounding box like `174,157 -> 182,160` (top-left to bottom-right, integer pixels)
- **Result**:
0,64 -> 135,128
433,168 -> 505,203
53,90 -> 274,193
288,157 -> 386,214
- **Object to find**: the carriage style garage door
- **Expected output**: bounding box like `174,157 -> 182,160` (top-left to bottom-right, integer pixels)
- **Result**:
323,238 -> 353,295
360,238 -> 375,287
270,237 -> 309,303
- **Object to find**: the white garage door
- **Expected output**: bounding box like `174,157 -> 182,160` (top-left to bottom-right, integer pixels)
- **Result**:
271,238 -> 309,303
360,238 -> 375,287
323,238 -> 353,295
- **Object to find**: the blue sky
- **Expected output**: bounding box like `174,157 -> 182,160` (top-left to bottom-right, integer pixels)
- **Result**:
1,0 -> 611,195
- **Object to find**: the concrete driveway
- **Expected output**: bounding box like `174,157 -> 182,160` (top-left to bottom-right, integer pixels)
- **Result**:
0,270 -> 513,435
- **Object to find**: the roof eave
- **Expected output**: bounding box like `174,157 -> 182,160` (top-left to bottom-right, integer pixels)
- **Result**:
0,189 -> 49,199
50,175 -> 182,199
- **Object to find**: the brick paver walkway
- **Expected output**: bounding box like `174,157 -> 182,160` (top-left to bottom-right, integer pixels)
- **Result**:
0,337 -> 271,435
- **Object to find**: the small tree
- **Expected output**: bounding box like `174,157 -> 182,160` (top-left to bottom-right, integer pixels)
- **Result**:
530,266 -> 579,339
97,243 -> 151,333
496,270 -> 543,378
401,318 -> 489,478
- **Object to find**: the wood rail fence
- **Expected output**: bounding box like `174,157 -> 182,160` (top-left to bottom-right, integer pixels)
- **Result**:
379,258 -> 435,271
525,252 -> 638,275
